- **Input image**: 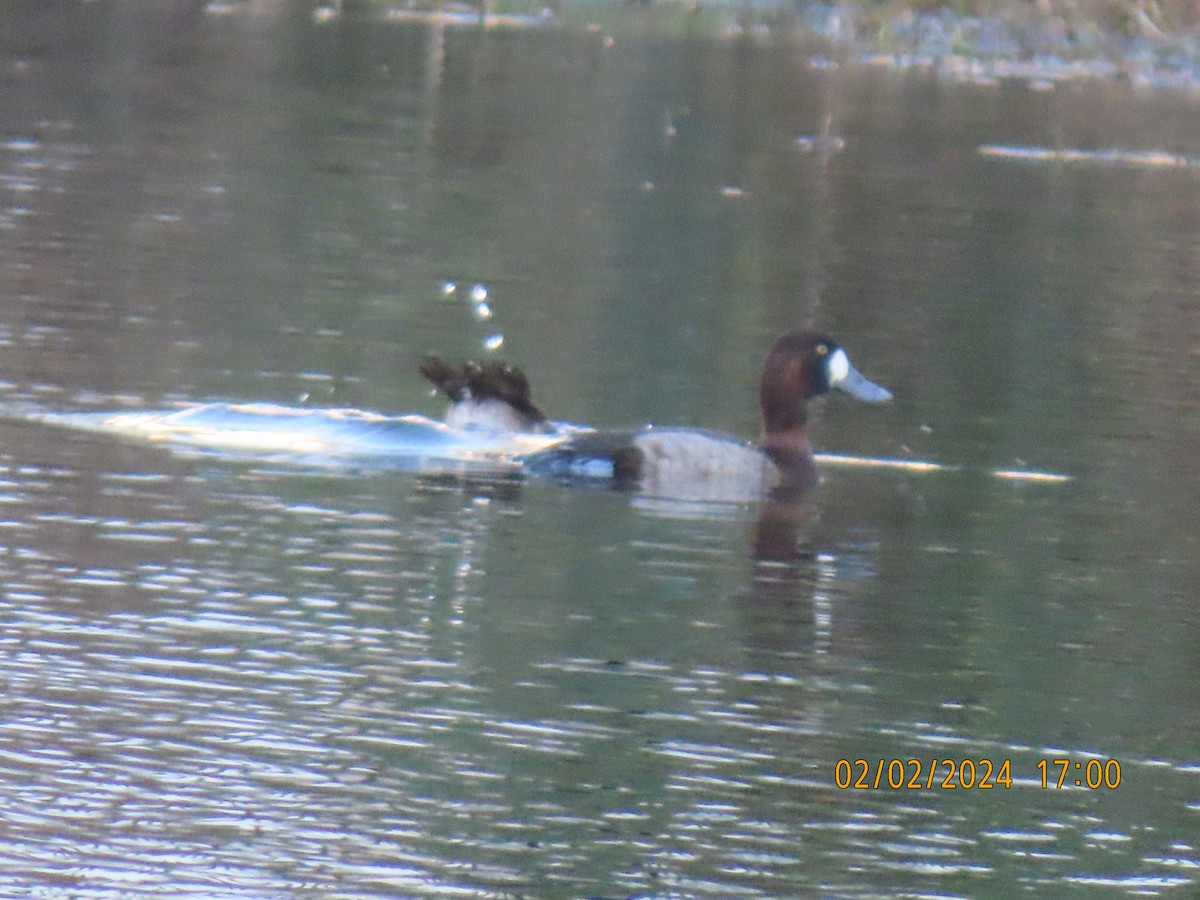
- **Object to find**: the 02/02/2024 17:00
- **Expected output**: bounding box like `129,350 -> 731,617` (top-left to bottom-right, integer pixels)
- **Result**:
833,758 -> 1123,790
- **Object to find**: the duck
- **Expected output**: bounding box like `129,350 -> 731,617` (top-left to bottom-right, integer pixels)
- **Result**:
421,330 -> 891,501
418,356 -> 551,433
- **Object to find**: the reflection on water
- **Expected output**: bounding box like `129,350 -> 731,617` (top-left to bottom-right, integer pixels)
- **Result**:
2,3 -> 1199,897
1,429 -> 1194,896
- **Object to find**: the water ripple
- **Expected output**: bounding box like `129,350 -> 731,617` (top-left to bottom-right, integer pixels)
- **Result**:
0,421 -> 1192,897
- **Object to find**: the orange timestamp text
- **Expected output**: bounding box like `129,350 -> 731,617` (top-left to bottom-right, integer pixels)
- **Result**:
835,758 -> 1013,789
834,757 -> 1122,790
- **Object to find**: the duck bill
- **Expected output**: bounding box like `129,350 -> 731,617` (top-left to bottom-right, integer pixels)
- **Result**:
830,351 -> 892,403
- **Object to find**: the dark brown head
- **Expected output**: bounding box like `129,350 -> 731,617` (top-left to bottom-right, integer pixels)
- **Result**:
759,330 -> 891,437
420,356 -> 547,430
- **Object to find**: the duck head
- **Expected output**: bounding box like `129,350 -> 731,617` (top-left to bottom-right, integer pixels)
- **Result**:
420,356 -> 549,433
759,330 -> 891,452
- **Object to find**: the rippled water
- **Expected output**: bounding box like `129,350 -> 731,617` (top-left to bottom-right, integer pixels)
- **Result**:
2,4 -> 1198,897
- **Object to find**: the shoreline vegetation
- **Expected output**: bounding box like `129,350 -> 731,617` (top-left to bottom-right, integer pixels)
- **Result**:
215,0 -> 1200,91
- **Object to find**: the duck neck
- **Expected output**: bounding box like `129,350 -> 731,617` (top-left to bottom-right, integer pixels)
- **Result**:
759,427 -> 816,484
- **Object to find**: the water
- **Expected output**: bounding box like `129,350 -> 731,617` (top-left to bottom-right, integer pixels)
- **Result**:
2,4 -> 1199,897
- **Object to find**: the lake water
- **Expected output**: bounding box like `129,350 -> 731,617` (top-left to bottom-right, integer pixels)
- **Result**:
1,3 -> 1198,897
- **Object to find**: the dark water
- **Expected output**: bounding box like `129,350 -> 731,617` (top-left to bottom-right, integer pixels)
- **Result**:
2,3 -> 1199,897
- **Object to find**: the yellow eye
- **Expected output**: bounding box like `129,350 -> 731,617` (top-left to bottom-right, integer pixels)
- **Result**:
816,344 -> 828,356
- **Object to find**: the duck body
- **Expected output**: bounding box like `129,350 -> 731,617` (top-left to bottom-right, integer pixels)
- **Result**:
423,330 -> 891,501
522,427 -> 783,503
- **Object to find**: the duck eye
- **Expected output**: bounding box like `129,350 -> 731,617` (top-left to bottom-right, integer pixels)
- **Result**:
815,344 -> 828,356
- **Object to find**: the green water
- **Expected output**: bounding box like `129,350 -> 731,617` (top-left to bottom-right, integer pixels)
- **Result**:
0,4 -> 1197,896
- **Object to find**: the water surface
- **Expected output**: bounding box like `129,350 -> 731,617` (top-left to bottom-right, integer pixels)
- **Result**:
1,4 -> 1198,897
